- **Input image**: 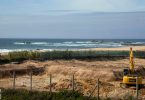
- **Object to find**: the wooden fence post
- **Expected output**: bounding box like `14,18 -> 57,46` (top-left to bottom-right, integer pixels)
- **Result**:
136,77 -> 139,100
72,74 -> 75,91
30,71 -> 32,91
89,78 -> 100,98
13,71 -> 16,89
97,78 -> 100,100
49,74 -> 52,93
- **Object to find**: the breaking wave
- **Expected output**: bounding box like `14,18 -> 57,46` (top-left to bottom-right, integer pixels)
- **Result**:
12,40 -> 145,50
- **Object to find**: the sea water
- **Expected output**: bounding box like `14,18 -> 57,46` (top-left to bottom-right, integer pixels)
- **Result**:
0,38 -> 145,53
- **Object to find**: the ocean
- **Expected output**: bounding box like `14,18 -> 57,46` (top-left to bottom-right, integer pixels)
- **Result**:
0,38 -> 145,53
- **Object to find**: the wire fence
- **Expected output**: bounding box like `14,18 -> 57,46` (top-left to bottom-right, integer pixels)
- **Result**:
1,70 -> 145,100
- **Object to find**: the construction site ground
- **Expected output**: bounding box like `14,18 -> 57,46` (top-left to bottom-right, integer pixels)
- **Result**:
1,58 -> 145,99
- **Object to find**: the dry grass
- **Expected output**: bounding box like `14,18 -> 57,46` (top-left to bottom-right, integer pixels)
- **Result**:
1,58 -> 145,99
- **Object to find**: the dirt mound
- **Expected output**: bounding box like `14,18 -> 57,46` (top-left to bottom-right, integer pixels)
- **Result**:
0,60 -> 46,78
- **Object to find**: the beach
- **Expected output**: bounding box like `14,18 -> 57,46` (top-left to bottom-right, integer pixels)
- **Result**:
0,45 -> 145,55
84,46 -> 145,51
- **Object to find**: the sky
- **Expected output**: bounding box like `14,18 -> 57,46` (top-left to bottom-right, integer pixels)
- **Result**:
0,0 -> 145,39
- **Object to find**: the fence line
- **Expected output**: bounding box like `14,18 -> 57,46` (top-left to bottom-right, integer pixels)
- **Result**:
49,74 -> 52,93
136,77 -> 139,100
97,78 -> 100,100
30,71 -> 32,91
72,74 -> 75,91
13,71 -> 16,89
0,71 -> 144,100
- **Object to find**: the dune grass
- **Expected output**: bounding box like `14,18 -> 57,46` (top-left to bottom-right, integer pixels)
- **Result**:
0,50 -> 145,63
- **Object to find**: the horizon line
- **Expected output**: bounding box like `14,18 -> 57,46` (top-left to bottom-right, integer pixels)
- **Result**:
0,38 -> 144,40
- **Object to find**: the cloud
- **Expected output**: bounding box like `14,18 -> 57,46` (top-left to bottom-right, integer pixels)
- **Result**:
0,0 -> 145,39
0,0 -> 145,15
68,0 -> 145,12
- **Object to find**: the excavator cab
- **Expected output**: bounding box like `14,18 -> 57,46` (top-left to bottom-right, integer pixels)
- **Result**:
123,69 -> 129,76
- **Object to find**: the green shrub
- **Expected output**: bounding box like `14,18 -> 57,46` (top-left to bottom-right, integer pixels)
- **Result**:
1,89 -> 93,100
0,50 -> 145,63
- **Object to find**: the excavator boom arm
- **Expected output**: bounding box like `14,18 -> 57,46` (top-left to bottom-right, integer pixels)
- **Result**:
130,47 -> 134,73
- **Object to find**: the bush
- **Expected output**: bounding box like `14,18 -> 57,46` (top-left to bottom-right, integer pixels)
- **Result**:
0,50 -> 145,63
1,89 -> 95,100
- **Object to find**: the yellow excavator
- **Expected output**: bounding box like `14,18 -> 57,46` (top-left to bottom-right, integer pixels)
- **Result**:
120,47 -> 143,88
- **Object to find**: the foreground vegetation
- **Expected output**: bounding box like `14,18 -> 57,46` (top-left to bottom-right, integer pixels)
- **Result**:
0,50 -> 145,64
1,89 -> 137,100
1,89 -> 96,100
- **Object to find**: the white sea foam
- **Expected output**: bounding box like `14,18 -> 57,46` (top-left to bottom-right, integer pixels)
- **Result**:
63,42 -> 73,44
12,40 -> 144,49
14,42 -> 49,45
31,42 -> 48,45
76,41 -> 93,44
14,42 -> 26,45
47,43 -> 97,47
0,49 -> 12,53
131,42 -> 145,44
0,49 -> 55,53
0,49 -> 27,53
122,42 -> 145,45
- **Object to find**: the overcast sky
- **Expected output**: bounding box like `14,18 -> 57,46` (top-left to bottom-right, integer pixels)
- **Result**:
0,0 -> 145,39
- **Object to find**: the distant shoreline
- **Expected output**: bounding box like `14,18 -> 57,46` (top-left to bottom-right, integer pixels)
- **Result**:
87,46 -> 145,51
0,46 -> 145,55
1,38 -> 145,53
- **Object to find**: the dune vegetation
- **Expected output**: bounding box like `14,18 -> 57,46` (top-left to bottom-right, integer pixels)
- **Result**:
2,89 -> 98,100
1,88 -> 136,100
0,50 -> 145,64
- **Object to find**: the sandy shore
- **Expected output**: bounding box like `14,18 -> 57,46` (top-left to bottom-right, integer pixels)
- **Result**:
87,46 -> 145,51
0,46 -> 145,56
